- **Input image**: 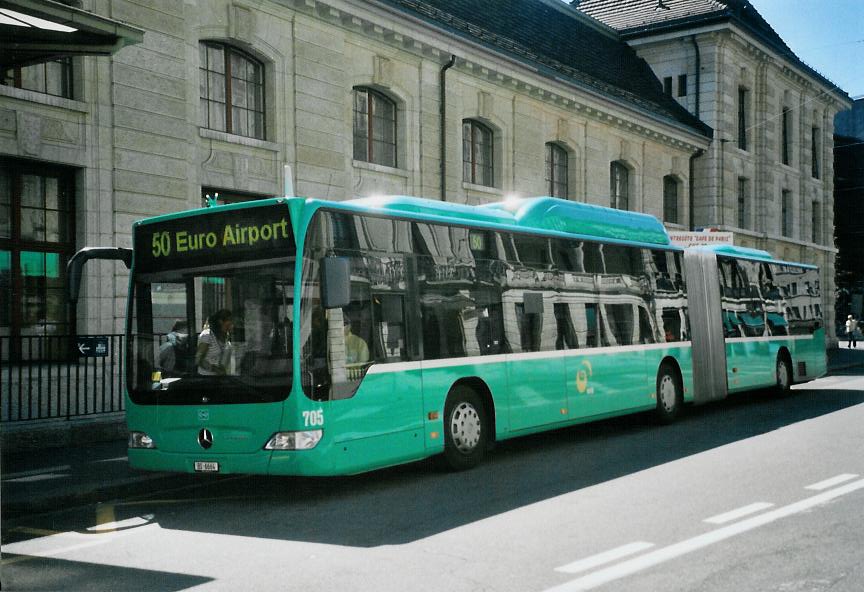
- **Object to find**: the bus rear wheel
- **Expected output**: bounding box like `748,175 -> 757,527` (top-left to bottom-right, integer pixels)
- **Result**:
775,354 -> 792,395
436,385 -> 487,471
653,363 -> 682,424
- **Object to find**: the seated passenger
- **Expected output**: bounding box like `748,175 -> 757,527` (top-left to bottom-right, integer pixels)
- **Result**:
158,320 -> 189,376
343,317 -> 369,365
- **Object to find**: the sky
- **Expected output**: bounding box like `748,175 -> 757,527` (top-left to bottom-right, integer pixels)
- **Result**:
747,0 -> 864,98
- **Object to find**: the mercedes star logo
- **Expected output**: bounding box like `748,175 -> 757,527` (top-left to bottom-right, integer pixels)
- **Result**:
198,428 -> 214,449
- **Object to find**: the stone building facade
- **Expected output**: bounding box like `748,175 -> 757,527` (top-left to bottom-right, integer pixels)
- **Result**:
577,0 -> 853,342
1,0 -> 711,340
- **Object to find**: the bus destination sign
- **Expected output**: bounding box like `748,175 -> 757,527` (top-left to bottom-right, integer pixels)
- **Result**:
134,205 -> 295,273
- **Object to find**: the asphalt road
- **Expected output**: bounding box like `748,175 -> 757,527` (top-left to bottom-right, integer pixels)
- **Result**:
3,369 -> 864,591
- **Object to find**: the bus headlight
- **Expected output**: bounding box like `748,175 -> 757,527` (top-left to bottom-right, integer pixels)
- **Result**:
128,431 -> 156,449
264,430 -> 322,450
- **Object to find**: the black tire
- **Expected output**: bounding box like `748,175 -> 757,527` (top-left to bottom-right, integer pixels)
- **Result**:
435,385 -> 487,471
775,354 -> 792,395
653,362 -> 682,424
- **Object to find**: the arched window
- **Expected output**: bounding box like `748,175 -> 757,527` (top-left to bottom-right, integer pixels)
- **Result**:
545,143 -> 568,198
199,42 -> 265,139
663,175 -> 679,224
610,161 -> 629,210
352,88 -> 397,167
463,119 -> 494,187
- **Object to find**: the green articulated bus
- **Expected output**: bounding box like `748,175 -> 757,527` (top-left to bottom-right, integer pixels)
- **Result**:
68,195 -> 825,476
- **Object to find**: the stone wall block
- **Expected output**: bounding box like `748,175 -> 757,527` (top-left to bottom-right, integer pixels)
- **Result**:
16,112 -> 41,156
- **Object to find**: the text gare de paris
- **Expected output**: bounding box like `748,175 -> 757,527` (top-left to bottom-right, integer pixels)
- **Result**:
149,218 -> 291,258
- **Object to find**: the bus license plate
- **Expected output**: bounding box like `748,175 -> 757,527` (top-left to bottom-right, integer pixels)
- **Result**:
194,461 -> 219,473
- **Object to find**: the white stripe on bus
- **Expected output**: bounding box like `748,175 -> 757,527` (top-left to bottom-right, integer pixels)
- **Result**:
724,335 -> 815,343
364,343 -> 694,375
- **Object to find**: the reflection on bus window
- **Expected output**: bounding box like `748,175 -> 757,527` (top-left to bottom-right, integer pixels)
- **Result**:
717,256 -> 821,338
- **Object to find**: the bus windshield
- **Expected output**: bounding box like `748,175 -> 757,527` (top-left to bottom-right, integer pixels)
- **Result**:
129,260 -> 295,404
128,204 -> 296,404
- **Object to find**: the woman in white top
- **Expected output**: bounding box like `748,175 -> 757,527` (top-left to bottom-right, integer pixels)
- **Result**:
196,309 -> 234,375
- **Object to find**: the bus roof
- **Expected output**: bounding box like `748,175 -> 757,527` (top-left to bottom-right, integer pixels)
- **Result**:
695,244 -> 818,269
134,194 -> 674,248
341,195 -> 672,246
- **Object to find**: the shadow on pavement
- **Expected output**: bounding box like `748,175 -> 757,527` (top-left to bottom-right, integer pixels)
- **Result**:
1,554 -> 212,591
23,383 -> 862,549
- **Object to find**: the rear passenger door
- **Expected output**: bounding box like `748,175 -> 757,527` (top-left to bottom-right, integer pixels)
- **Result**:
503,235 -> 567,431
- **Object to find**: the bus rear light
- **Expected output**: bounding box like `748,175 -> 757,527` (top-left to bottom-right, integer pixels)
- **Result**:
128,431 -> 156,449
264,430 -> 322,450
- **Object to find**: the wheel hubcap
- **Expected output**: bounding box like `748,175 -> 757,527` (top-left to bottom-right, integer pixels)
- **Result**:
777,360 -> 789,389
659,375 -> 677,412
450,402 -> 481,453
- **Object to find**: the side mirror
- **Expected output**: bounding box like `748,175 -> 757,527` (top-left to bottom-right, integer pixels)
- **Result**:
67,247 -> 133,304
321,257 -> 351,309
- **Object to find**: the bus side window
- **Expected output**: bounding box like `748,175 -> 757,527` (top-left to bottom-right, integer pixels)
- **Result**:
474,287 -> 507,356
554,302 -> 579,349
638,306 -> 657,344
373,294 -> 407,362
584,303 -> 598,348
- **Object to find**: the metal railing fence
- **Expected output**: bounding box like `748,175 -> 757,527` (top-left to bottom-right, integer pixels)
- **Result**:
1,334 -> 125,423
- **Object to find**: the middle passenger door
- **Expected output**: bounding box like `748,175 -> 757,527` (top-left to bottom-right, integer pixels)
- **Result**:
504,234 -> 568,431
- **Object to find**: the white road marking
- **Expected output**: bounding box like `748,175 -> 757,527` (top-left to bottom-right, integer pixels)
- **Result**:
2,465 -> 70,480
555,542 -> 654,574
805,473 -> 859,491
5,473 -> 68,483
545,478 -> 864,592
703,502 -> 774,525
93,456 -> 129,463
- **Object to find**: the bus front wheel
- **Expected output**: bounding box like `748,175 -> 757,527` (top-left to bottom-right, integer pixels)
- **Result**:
436,385 -> 487,471
775,354 -> 792,395
654,363 -> 682,424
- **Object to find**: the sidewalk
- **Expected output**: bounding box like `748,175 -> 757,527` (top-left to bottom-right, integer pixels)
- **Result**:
827,343 -> 864,371
3,348 -> 862,522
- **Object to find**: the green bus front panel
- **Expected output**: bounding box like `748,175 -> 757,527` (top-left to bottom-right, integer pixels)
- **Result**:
126,401 -> 283,474
318,367 -> 427,475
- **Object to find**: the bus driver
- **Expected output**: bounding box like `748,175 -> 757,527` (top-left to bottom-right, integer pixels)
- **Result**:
196,309 -> 234,375
343,316 -> 369,365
